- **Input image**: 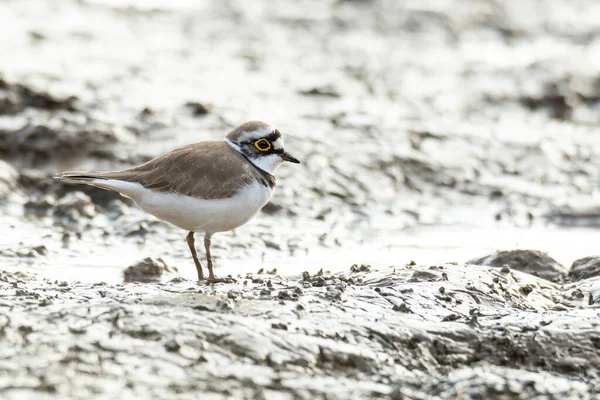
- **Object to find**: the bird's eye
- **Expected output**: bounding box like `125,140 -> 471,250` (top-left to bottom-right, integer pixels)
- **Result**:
254,138 -> 271,152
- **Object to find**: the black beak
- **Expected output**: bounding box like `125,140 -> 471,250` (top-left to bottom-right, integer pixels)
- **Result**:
280,151 -> 300,164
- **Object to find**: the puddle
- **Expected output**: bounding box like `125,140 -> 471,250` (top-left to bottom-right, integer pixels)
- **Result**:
3,216 -> 599,284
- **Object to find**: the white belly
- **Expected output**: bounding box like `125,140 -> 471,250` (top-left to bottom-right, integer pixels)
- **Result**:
93,179 -> 273,233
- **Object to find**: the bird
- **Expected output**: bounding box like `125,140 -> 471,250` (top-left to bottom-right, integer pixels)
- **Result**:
57,120 -> 300,282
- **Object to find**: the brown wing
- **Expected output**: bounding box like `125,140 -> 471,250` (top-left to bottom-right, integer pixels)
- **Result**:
100,141 -> 261,200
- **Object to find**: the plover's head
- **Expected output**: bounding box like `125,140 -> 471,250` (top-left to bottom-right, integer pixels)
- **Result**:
224,120 -> 300,174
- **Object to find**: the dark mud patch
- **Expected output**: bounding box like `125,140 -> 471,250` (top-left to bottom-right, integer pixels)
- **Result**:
0,76 -> 77,114
570,256 -> 600,282
517,75 -> 600,121
0,76 -> 127,165
298,85 -> 341,98
0,124 -> 122,163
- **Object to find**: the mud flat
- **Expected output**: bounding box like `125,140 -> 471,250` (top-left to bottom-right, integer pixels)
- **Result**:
1,253 -> 599,399
2,0 -> 600,398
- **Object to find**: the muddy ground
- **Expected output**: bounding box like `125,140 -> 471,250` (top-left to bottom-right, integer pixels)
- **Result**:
1,0 -> 600,398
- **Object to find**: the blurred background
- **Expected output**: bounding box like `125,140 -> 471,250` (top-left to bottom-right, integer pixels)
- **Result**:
2,0 -> 600,279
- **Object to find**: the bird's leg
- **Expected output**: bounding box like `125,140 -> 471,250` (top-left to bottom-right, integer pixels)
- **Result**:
204,234 -> 234,284
204,233 -> 217,282
186,231 -> 204,281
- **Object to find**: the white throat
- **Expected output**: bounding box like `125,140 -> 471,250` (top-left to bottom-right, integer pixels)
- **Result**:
224,138 -> 283,175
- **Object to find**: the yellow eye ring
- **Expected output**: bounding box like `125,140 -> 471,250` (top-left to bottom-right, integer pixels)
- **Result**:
254,138 -> 271,152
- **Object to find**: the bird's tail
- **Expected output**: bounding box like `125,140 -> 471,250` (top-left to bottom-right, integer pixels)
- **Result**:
55,171 -> 110,185
55,171 -> 142,200
55,171 -> 129,194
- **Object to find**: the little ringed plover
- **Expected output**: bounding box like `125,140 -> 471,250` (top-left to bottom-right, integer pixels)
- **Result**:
57,120 -> 300,282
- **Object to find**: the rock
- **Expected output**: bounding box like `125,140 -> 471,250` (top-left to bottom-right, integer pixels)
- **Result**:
123,257 -> 172,280
519,285 -> 533,296
263,240 -> 281,250
469,250 -> 567,283
350,264 -> 371,273
409,270 -> 440,282
164,339 -> 182,352
261,202 -> 283,215
392,303 -> 412,313
184,101 -> 211,116
569,256 -> 600,281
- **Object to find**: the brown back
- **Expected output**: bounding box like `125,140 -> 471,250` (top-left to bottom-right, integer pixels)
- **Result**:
100,141 -> 274,199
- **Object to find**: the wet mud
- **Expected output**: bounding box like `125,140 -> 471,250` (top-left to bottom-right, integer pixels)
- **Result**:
1,256 -> 599,399
1,0 -> 600,398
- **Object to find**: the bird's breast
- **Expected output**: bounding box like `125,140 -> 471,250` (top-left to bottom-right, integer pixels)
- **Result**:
135,179 -> 273,234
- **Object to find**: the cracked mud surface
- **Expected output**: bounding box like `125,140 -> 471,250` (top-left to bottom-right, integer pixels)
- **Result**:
1,0 -> 600,398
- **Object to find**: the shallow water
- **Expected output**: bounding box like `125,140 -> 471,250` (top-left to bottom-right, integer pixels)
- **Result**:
3,214 -> 600,284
